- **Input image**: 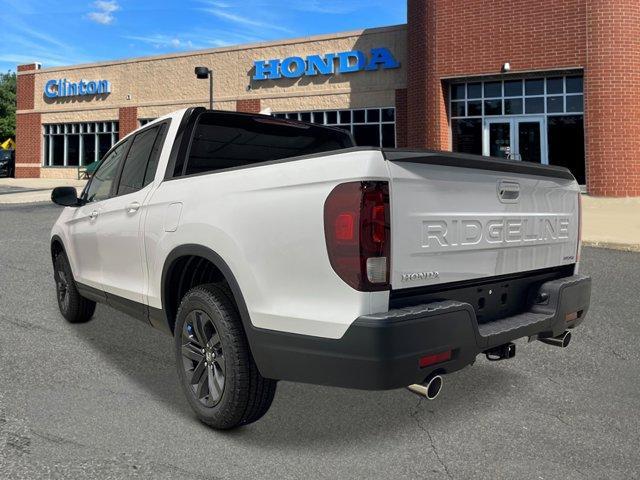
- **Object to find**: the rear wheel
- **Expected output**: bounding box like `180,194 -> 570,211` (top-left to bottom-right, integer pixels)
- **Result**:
54,253 -> 96,323
174,283 -> 277,429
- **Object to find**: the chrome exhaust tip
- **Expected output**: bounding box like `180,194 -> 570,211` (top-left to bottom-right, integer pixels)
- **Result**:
407,374 -> 443,400
539,330 -> 572,348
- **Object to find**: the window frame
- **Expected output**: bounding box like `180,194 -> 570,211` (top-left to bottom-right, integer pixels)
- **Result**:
42,121 -> 119,167
449,74 -> 584,121
272,107 -> 396,148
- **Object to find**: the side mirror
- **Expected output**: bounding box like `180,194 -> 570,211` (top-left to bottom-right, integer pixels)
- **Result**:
51,186 -> 81,207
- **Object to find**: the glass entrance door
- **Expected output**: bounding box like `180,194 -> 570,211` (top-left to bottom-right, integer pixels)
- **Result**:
516,117 -> 544,163
483,117 -> 546,163
487,121 -> 512,158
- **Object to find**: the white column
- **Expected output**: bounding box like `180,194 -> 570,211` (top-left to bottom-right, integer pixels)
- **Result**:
79,133 -> 84,166
63,130 -> 68,167
94,131 -> 99,163
48,134 -> 53,166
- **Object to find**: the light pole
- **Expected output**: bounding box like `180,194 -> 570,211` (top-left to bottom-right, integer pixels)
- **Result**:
194,66 -> 213,110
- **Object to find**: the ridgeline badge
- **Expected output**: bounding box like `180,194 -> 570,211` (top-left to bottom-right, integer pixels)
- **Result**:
44,79 -> 111,99
253,47 -> 400,81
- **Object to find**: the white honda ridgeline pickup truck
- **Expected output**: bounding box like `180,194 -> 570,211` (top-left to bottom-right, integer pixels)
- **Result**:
50,107 -> 591,429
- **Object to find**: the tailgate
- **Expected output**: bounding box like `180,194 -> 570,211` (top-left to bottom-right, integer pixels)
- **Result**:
385,150 -> 580,290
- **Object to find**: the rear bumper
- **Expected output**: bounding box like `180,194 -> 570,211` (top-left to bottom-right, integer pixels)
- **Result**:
251,274 -> 591,390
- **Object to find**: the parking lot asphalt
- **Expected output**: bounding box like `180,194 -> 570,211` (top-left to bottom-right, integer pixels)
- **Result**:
0,202 -> 639,479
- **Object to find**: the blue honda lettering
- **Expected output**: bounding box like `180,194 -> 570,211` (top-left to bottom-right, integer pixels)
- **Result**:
305,54 -> 336,76
281,56 -> 306,78
252,47 -> 400,81
254,59 -> 282,80
365,47 -> 400,71
337,51 -> 366,74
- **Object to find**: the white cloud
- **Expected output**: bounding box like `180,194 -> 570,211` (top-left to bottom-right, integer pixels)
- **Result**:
125,34 -> 200,50
292,1 -> 361,14
0,18 -> 92,70
87,0 -> 120,25
203,8 -> 292,34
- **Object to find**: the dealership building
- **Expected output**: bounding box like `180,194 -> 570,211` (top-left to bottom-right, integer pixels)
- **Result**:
15,0 -> 640,196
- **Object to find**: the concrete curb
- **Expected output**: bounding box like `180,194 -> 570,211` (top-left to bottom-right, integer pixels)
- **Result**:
0,193 -> 55,204
583,241 -> 640,253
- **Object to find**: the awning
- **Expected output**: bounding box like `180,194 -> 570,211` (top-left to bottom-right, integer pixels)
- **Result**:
1,139 -> 15,150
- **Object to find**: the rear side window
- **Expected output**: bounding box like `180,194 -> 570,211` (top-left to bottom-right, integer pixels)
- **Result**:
184,112 -> 353,176
117,126 -> 159,196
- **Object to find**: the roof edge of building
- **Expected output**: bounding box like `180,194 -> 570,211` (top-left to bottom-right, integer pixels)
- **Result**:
18,23 -> 407,76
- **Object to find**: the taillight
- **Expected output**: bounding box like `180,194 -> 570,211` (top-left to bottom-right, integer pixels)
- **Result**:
577,193 -> 582,262
324,181 -> 390,291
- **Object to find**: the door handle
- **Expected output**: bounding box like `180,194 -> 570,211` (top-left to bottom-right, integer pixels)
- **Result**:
126,202 -> 141,214
89,210 -> 99,220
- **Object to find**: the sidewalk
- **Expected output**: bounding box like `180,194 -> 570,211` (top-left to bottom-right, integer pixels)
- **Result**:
0,178 -> 87,204
0,178 -> 638,251
581,196 -> 640,252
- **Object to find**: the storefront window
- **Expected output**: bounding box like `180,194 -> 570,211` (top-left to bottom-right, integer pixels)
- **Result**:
273,107 -> 396,148
452,119 -> 482,155
548,116 -> 585,185
43,121 -> 119,167
449,74 -> 585,183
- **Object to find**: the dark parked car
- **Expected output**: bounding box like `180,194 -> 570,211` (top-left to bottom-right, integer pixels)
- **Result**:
0,150 -> 15,177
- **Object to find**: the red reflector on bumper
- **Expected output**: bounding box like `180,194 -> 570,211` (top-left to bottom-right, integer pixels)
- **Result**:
419,350 -> 452,368
565,311 -> 580,322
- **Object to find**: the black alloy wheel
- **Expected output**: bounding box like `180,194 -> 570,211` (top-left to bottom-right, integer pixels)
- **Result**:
181,309 -> 226,407
53,252 -> 96,323
55,266 -> 71,314
174,284 -> 277,429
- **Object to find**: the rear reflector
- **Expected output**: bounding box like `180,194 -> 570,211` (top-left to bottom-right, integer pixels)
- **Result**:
419,350 -> 452,368
565,311 -> 580,322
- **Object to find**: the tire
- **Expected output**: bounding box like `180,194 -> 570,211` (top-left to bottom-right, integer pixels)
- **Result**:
174,283 -> 277,429
53,253 -> 96,323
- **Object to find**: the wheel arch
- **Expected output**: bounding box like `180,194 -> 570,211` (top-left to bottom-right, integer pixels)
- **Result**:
161,244 -> 254,338
50,234 -> 66,263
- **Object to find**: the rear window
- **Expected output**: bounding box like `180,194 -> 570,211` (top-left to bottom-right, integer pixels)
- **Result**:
183,112 -> 353,176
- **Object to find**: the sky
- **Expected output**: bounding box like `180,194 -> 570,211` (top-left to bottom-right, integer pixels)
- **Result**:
0,0 -> 406,73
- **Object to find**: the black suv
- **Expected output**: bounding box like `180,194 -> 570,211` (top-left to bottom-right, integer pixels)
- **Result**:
0,150 -> 15,177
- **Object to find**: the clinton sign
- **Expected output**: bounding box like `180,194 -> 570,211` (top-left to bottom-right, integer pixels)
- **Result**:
44,79 -> 111,99
253,47 -> 400,81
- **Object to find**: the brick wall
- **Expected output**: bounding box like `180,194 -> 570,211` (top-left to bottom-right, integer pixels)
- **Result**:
407,0 -> 429,148
16,68 -> 36,111
584,0 -> 640,196
395,89 -> 408,148
15,112 -> 41,178
408,0 -> 587,151
16,64 -> 40,178
236,98 -> 261,113
118,107 -> 138,139
407,0 -> 640,196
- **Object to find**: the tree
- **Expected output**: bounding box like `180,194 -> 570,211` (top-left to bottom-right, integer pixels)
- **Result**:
0,71 -> 17,141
